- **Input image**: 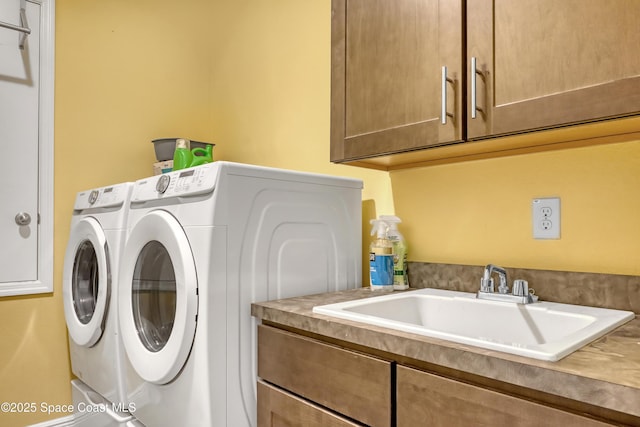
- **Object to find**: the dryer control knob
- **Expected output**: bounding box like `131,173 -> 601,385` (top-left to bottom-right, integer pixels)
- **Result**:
88,190 -> 99,204
156,174 -> 171,194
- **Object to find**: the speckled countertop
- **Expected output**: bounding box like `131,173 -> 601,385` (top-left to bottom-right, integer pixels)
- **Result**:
252,288 -> 640,419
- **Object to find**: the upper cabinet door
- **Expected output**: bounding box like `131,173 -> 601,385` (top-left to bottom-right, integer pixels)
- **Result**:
467,0 -> 640,139
331,0 -> 463,162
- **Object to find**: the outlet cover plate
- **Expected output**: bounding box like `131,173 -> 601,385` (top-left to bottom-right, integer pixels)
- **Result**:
532,197 -> 560,239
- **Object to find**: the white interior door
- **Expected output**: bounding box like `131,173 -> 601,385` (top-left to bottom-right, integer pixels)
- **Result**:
0,0 -> 54,296
0,0 -> 39,283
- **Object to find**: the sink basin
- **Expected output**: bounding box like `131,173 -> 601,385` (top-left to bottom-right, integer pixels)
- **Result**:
312,288 -> 635,361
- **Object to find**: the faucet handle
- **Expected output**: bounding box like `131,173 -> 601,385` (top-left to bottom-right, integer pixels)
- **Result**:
498,280 -> 509,294
480,277 -> 494,293
512,279 -> 529,297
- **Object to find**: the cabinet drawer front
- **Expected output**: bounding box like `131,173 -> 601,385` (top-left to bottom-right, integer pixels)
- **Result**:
258,380 -> 361,427
397,365 -> 613,427
258,325 -> 391,427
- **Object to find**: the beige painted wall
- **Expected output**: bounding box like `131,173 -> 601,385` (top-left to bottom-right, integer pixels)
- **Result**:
0,0 -> 392,424
391,139 -> 640,276
4,1 -> 638,425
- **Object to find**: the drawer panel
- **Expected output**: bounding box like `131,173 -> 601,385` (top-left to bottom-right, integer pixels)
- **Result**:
258,380 -> 361,427
258,325 -> 391,427
397,365 -> 614,427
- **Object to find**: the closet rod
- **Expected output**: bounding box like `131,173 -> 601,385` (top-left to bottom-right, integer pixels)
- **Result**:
0,18 -> 31,35
0,3 -> 31,50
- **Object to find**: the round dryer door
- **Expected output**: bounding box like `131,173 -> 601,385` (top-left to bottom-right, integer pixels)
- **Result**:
119,210 -> 198,385
63,217 -> 110,347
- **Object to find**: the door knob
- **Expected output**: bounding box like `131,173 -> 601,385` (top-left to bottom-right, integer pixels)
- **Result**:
15,212 -> 31,226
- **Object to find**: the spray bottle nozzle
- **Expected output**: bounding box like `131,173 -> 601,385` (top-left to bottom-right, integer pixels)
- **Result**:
380,215 -> 401,225
370,219 -> 389,238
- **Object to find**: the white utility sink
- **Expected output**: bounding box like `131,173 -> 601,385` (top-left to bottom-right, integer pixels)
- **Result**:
312,288 -> 635,361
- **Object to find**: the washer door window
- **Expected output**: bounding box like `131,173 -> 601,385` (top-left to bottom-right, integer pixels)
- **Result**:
62,217 -> 110,347
132,241 -> 177,353
119,210 -> 198,385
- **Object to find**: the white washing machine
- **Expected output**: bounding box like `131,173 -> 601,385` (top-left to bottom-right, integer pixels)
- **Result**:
63,183 -> 133,408
118,161 -> 362,427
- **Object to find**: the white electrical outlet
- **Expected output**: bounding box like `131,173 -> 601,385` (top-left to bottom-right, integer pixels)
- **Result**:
532,197 -> 560,239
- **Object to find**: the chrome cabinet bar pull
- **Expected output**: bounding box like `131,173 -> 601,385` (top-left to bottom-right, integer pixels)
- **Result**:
471,57 -> 485,119
0,0 -> 31,50
471,57 -> 478,119
441,66 -> 454,125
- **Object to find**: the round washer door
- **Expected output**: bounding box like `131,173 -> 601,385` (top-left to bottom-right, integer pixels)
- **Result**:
62,217 -> 110,347
119,210 -> 198,385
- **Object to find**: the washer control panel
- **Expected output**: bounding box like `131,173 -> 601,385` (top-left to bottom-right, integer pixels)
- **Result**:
74,183 -> 132,210
132,163 -> 219,203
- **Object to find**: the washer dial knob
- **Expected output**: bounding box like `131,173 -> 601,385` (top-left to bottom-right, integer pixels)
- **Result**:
88,190 -> 99,204
156,174 -> 171,193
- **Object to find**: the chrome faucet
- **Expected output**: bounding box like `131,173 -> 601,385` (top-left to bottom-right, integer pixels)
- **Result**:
477,264 -> 538,304
480,264 -> 509,294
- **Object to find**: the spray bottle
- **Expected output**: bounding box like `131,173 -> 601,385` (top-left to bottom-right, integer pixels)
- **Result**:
380,215 -> 409,290
369,219 -> 394,290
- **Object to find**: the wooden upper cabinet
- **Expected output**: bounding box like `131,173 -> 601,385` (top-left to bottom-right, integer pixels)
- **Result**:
467,0 -> 640,139
331,0 -> 464,162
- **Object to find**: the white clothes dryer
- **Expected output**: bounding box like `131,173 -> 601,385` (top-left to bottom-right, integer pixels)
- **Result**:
118,162 -> 362,427
63,183 -> 133,407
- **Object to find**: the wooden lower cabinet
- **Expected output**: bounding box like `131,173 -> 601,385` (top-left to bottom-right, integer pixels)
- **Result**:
257,325 -> 622,427
257,325 -> 392,427
257,381 -> 361,427
396,365 -> 614,427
